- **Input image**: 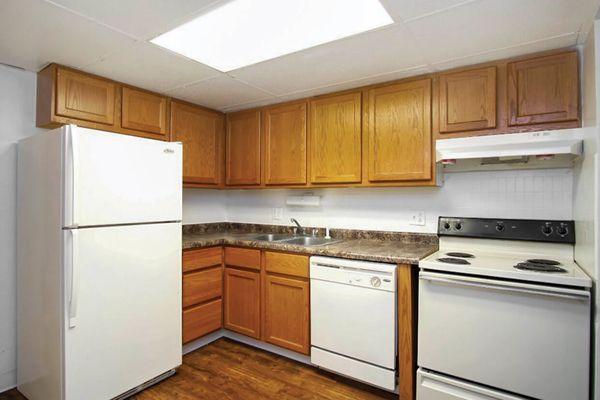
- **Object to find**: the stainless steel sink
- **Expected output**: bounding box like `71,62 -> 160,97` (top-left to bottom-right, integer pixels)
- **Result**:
280,236 -> 342,247
248,233 -> 293,242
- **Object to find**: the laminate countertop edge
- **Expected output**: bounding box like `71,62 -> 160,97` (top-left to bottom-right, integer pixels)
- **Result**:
182,233 -> 438,265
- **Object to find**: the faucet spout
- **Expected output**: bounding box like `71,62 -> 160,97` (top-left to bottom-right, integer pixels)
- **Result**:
290,218 -> 304,234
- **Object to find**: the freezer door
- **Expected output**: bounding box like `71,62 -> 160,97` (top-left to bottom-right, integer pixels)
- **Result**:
64,223 -> 182,400
417,369 -> 526,400
63,125 -> 182,227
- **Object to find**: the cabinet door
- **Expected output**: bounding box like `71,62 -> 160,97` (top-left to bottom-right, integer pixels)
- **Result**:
439,67 -> 496,133
171,101 -> 224,185
121,87 -> 168,135
226,110 -> 261,185
309,92 -> 362,183
56,67 -> 115,125
264,274 -> 310,354
263,102 -> 307,185
508,52 -> 579,126
224,268 -> 261,339
366,79 -> 432,182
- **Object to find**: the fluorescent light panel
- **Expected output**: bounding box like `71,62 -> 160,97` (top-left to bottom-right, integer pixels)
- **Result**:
151,0 -> 393,72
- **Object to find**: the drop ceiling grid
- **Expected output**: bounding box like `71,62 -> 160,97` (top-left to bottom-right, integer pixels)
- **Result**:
2,0 -> 598,111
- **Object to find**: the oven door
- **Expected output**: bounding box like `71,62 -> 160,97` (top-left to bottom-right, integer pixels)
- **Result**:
418,271 -> 590,400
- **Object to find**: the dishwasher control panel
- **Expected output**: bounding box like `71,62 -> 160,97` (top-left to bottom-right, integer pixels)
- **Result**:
309,256 -> 397,292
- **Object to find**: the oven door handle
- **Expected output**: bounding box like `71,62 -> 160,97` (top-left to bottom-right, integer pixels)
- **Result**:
420,272 -> 590,301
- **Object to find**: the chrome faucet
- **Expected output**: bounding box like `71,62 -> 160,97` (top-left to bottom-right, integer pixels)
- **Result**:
290,218 -> 305,235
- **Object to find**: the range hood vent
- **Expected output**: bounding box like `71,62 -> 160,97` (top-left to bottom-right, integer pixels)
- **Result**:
436,130 -> 583,172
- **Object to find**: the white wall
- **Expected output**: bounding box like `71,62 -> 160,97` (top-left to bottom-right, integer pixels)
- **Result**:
574,19 -> 600,400
182,190 -> 227,224
0,65 -> 43,392
223,169 -> 573,233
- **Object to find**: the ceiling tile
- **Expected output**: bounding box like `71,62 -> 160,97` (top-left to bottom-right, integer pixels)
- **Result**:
229,23 -> 427,96
47,0 -> 222,40
275,65 -> 431,103
82,41 -> 221,92
0,0 -> 136,71
430,33 -> 578,71
166,75 -> 276,111
379,0 -> 478,22
407,0 -> 594,64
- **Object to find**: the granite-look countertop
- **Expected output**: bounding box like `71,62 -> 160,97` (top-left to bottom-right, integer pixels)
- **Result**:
182,227 -> 438,265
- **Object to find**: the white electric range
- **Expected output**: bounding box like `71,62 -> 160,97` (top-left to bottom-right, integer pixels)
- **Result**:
417,217 -> 592,400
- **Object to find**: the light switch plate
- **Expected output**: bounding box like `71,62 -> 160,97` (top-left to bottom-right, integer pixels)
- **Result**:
272,207 -> 284,221
410,211 -> 426,226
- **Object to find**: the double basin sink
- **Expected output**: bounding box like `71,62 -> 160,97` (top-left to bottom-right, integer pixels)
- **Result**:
248,233 -> 342,247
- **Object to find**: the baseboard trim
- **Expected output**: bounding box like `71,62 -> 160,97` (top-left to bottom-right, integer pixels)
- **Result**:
182,329 -> 311,365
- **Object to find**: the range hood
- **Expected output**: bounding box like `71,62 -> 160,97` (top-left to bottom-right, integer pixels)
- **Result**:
436,129 -> 584,172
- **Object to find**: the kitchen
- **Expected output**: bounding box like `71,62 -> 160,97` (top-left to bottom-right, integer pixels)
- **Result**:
0,0 -> 599,399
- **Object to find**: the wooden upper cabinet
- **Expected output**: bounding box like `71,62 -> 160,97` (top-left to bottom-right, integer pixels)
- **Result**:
121,87 -> 168,136
171,101 -> 223,185
439,66 -> 496,133
224,267 -> 261,339
508,51 -> 579,126
263,102 -> 307,185
309,92 -> 362,184
366,79 -> 432,182
56,67 -> 116,125
263,274 -> 310,354
226,110 -> 261,186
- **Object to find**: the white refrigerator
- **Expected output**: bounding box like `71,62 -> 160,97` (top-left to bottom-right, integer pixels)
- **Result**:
17,125 -> 183,400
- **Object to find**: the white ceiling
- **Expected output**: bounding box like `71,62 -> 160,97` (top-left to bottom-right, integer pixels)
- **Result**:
1,0 -> 598,112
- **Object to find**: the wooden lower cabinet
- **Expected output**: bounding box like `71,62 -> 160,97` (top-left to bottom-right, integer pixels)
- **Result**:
183,299 -> 222,343
263,274 -> 310,354
224,267 -> 261,339
182,247 -> 224,344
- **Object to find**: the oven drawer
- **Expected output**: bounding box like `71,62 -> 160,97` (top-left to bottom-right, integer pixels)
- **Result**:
417,369 -> 525,400
418,271 -> 590,400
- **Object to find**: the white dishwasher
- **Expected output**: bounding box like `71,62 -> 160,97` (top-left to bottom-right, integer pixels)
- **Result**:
310,256 -> 397,391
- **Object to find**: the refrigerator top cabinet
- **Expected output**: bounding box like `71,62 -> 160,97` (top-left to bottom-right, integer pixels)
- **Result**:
62,125 -> 182,227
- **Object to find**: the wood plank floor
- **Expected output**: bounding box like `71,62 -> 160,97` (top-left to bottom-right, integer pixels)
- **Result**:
1,338 -> 396,400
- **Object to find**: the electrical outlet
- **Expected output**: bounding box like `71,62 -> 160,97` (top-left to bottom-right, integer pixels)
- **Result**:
272,207 -> 284,222
410,211 -> 426,226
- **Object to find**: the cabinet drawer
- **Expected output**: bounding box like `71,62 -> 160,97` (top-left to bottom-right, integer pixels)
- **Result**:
264,251 -> 309,278
183,267 -> 222,308
183,247 -> 222,273
224,247 -> 261,270
183,299 -> 222,343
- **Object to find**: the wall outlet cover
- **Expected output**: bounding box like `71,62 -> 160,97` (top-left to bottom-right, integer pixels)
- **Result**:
410,211 -> 426,226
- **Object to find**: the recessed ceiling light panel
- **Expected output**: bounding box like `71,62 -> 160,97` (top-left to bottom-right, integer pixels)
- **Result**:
151,0 -> 393,72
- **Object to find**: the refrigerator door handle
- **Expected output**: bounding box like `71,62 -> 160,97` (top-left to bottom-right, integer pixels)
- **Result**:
65,126 -> 79,228
69,229 -> 80,328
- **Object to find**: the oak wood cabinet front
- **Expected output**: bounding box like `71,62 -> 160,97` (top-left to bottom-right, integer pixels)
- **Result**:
508,51 -> 579,126
121,87 -> 168,136
309,92 -> 362,184
439,66 -> 497,133
263,274 -> 310,354
224,267 -> 261,339
171,101 -> 224,186
366,79 -> 432,182
55,66 -> 116,126
263,102 -> 307,185
226,110 -> 261,186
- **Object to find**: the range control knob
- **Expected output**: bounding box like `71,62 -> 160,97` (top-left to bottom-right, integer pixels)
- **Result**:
541,225 -> 553,236
443,222 -> 451,230
557,226 -> 569,237
455,222 -> 463,231
370,277 -> 381,287
495,223 -> 505,232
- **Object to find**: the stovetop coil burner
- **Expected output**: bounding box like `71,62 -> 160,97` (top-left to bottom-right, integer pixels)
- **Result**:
514,262 -> 567,273
446,252 -> 474,258
526,259 -> 561,266
437,257 -> 470,265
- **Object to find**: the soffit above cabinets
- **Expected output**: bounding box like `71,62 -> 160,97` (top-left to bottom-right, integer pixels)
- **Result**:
2,0 -> 599,111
